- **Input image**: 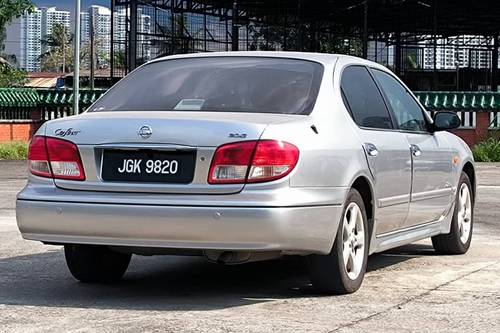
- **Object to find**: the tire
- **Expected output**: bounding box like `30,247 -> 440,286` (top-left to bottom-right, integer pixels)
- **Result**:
64,244 -> 131,283
308,188 -> 369,294
432,172 -> 474,255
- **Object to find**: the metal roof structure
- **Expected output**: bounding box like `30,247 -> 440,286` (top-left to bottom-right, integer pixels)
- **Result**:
191,0 -> 500,36
111,0 -> 500,91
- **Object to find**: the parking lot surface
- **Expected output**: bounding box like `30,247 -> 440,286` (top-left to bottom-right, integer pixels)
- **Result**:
1,161 -> 499,332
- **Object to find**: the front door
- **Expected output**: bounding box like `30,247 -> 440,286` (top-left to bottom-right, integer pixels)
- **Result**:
369,67 -> 453,228
405,133 -> 453,225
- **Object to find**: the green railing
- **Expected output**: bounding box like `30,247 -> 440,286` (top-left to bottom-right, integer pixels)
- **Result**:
0,88 -> 107,120
2,88 -> 500,122
413,91 -> 500,111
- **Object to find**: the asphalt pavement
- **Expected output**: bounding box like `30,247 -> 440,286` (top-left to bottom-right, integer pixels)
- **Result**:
0,160 -> 499,332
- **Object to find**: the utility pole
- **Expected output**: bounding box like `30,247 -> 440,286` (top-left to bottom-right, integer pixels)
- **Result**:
90,12 -> 95,90
62,27 -> 66,73
73,0 -> 81,115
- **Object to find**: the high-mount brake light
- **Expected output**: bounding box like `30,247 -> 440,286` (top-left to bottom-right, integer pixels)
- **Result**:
28,136 -> 86,181
208,140 -> 299,184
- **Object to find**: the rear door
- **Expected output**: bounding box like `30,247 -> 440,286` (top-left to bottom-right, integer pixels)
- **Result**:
341,66 -> 412,235
370,68 -> 454,226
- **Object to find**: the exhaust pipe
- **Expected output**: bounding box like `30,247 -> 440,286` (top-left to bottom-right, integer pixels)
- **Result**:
203,250 -> 282,265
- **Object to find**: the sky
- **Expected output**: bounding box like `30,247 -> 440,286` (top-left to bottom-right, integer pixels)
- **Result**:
34,0 -> 108,11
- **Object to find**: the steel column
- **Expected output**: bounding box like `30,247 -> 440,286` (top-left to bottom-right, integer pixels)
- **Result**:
395,32 -> 401,77
110,0 -> 114,79
128,0 -> 137,70
432,0 -> 438,89
231,1 -> 239,51
363,0 -> 368,58
492,35 -> 499,91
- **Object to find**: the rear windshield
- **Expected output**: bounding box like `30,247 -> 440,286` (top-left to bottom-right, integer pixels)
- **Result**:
88,57 -> 324,115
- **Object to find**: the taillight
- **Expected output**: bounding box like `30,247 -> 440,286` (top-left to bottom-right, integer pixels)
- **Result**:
208,140 -> 299,184
28,136 -> 86,181
28,136 -> 51,178
247,140 -> 299,183
208,141 -> 257,184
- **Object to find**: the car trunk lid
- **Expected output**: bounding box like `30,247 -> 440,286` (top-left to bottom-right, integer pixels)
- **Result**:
44,111 -> 303,194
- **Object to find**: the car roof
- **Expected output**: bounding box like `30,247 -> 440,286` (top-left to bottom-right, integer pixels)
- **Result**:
145,51 -> 395,81
149,51 -> 365,66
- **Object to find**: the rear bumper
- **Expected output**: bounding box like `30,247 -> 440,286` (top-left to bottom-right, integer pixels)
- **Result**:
16,199 -> 342,254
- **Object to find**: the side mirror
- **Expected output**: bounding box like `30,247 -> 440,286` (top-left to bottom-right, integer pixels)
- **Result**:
432,111 -> 461,131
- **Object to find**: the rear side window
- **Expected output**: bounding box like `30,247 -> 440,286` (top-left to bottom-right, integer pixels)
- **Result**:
89,57 -> 324,115
341,66 -> 393,129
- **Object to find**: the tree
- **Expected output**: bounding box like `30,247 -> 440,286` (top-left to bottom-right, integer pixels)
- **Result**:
40,23 -> 73,73
41,47 -> 74,73
0,57 -> 27,87
80,37 -> 111,70
0,0 -> 33,87
0,0 -> 34,52
152,14 -> 204,57
113,50 -> 126,69
247,20 -> 363,57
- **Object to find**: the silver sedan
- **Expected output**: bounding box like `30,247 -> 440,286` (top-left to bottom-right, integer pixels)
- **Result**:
16,52 -> 475,294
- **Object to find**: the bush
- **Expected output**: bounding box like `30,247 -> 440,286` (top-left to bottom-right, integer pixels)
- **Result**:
473,138 -> 500,162
0,141 -> 28,160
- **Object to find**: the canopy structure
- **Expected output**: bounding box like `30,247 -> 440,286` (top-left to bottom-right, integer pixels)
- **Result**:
111,0 -> 500,91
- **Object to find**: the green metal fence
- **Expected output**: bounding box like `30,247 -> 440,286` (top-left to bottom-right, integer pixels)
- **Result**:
1,88 -> 500,128
0,88 -> 106,121
414,91 -> 500,129
414,91 -> 500,111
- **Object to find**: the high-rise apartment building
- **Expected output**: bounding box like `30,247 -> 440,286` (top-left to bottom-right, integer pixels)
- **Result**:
12,7 -> 70,72
113,8 -> 151,63
423,35 -> 492,69
41,7 -> 71,46
19,8 -> 42,72
81,6 -> 112,68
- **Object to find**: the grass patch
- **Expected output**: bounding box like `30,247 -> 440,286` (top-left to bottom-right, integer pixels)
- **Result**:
473,138 -> 500,162
0,141 -> 28,160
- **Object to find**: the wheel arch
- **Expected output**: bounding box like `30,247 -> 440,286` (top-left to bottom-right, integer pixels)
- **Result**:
462,161 -> 476,203
350,175 -> 375,244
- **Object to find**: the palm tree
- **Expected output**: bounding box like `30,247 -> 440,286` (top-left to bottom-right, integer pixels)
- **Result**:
40,23 -> 72,73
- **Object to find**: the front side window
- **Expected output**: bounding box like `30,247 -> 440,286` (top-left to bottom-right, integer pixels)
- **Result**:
340,66 -> 393,129
371,69 -> 428,132
89,57 -> 324,115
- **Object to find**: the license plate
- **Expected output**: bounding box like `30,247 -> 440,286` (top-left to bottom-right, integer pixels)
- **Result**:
101,149 -> 196,183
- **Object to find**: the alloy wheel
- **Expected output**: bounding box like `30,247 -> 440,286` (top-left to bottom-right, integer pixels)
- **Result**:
458,183 -> 472,244
342,202 -> 365,280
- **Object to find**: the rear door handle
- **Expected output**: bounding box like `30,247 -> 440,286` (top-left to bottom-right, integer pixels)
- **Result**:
365,143 -> 379,157
410,144 -> 422,157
